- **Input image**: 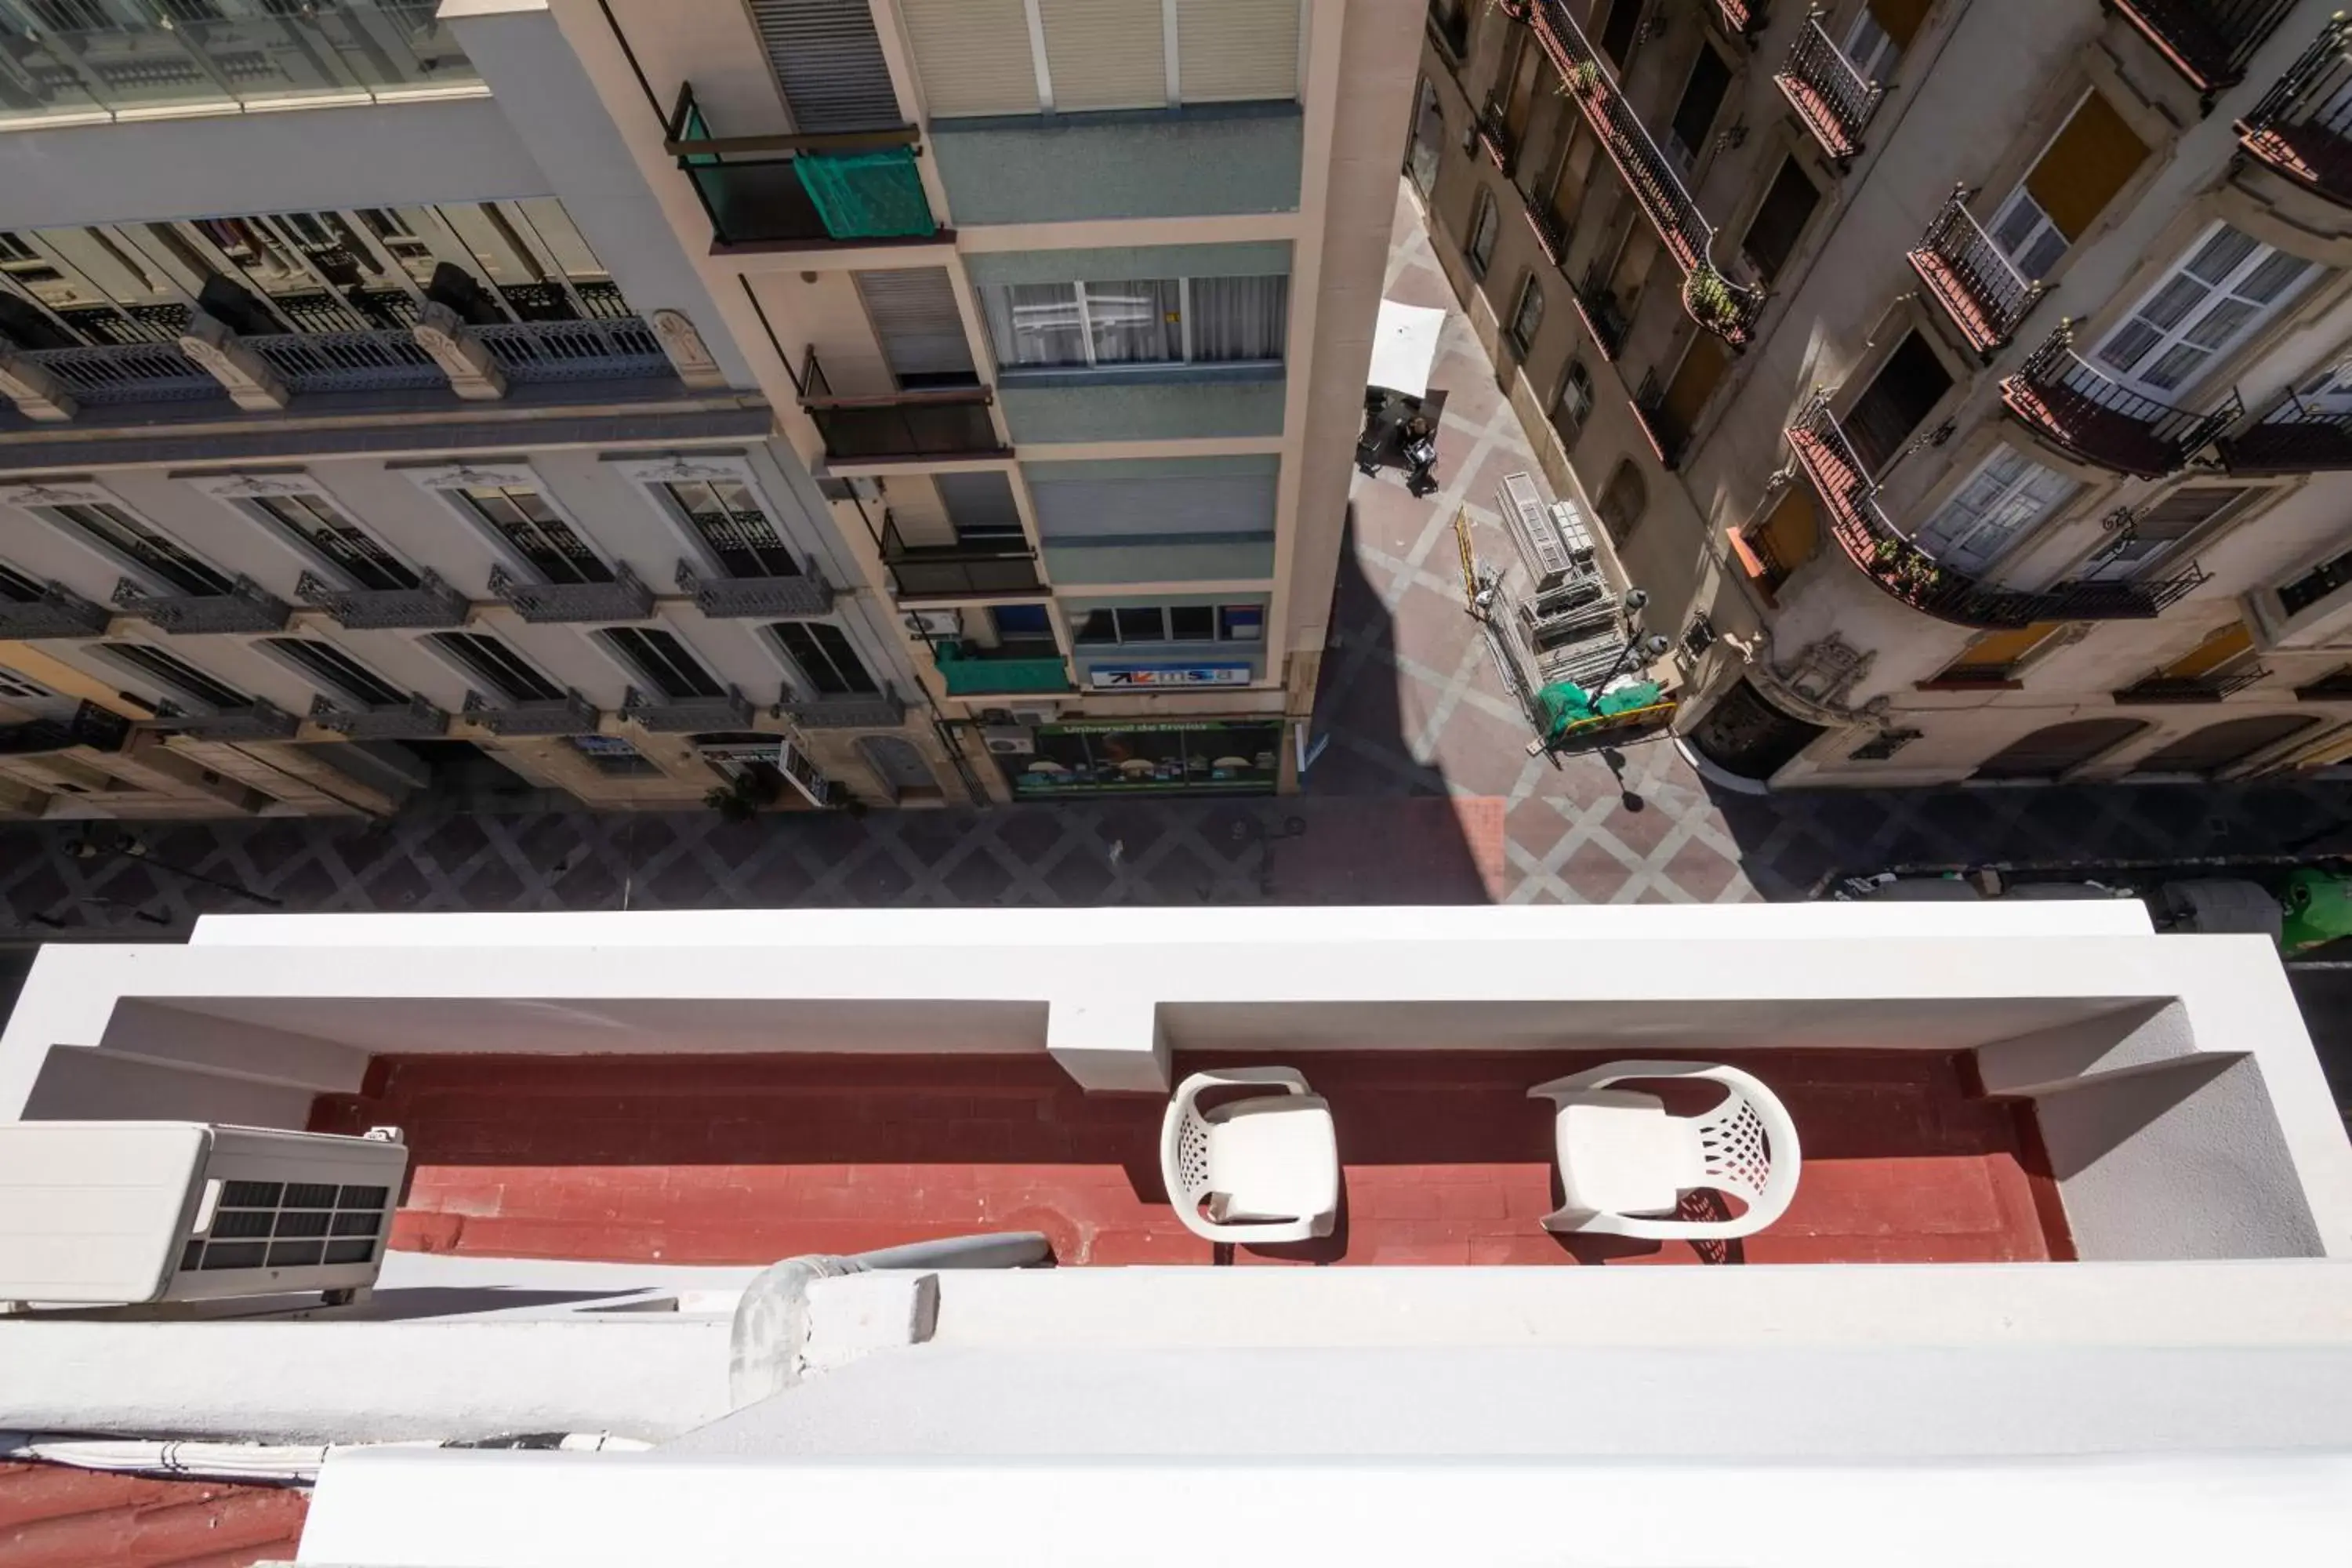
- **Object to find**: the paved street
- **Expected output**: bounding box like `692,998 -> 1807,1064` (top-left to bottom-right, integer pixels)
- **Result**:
0,181 -> 2347,939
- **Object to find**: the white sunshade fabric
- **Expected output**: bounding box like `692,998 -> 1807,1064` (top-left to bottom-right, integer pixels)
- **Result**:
1368,299 -> 1446,397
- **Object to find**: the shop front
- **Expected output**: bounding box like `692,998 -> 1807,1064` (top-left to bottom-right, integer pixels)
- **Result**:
996,718 -> 1283,799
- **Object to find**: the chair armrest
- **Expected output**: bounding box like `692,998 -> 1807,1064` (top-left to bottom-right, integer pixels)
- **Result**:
1184,1065 -> 1312,1097
1527,1059 -> 1730,1102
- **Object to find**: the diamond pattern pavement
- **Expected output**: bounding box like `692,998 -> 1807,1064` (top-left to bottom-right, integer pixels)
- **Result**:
0,181 -> 2346,940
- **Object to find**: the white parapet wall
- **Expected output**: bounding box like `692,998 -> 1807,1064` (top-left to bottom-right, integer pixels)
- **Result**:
0,904 -> 2346,1259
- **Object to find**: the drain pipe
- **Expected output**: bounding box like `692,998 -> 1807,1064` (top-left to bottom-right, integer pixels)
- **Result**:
728,1231 -> 1051,1408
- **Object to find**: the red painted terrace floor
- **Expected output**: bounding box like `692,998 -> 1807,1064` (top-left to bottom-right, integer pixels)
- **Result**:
310,1051 -> 2071,1268
0,1464 -> 306,1568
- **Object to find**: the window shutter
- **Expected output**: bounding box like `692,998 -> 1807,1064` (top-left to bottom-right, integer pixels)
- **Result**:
1866,0 -> 1932,49
1755,483 -> 1819,571
747,0 -> 902,132
1843,332 -> 1952,473
1950,621 -> 2063,673
1177,0 -> 1299,103
1039,0 -> 1168,111
2024,92 -> 2150,243
1028,464 -> 1279,539
2158,622 -> 2256,681
855,268 -> 975,380
898,0 -> 1040,118
1661,334 -> 1729,431
1740,158 -> 1821,285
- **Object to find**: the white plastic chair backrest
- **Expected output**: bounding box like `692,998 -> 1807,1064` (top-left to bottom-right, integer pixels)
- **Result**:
1159,1067 -> 1312,1231
1537,1060 -> 1800,1232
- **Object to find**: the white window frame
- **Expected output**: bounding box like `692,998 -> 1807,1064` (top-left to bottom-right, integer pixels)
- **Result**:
1914,445 -> 2081,575
401,460 -> 614,587
2089,221 -> 2318,403
1073,600 -> 1267,647
184,470 -> 421,593
0,478 -> 234,597
1841,5 -> 1899,82
1987,90 -> 2094,284
987,276 -> 1287,372
608,453 -> 807,583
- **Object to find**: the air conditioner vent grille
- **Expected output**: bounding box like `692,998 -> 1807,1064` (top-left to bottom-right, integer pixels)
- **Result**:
181,1180 -> 391,1274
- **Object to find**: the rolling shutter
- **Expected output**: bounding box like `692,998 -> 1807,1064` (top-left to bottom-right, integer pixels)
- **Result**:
1027,464 -> 1279,539
899,0 -> 1041,118
1040,0 -> 1167,111
747,0 -> 902,132
2024,92 -> 2150,242
1178,0 -> 1299,103
855,268 -> 975,381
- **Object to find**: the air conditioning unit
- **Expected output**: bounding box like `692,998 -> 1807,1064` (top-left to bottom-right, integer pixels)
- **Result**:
903,609 -> 962,638
1007,703 -> 1060,724
980,726 -> 1034,756
0,1122 -> 408,1306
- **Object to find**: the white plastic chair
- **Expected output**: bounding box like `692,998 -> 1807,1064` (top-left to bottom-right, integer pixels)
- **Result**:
1160,1067 -> 1339,1243
1526,1061 -> 1800,1240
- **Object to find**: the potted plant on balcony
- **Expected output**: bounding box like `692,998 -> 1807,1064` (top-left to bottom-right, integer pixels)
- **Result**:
1682,268 -> 1750,338
704,764 -> 783,823
1565,60 -> 1603,98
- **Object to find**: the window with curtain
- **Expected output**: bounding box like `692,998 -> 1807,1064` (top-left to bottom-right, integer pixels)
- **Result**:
982,275 -> 1287,369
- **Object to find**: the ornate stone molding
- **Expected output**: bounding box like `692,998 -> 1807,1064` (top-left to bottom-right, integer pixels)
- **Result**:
1747,631 -> 1893,729
0,478 -> 116,508
0,347 -> 76,422
178,312 -> 289,412
403,459 -> 540,492
186,470 -> 323,501
611,452 -> 754,486
413,302 -> 508,401
651,309 -> 725,390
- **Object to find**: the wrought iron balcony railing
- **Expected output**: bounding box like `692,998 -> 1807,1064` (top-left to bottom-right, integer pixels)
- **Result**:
486,562 -> 656,624
0,580 -> 111,638
1567,261 -> 1632,360
307,695 -> 451,739
294,569 -> 472,630
2109,0 -> 2296,100
2001,321 -> 2244,477
1477,97 -> 1519,175
801,348 -> 1004,463
476,318 -> 670,384
0,702 -> 130,758
248,330 -> 441,394
880,518 -> 1046,601
2216,388 -> 2352,474
674,561 -> 835,619
1907,186 -> 2045,361
1530,0 -> 1765,343
169,700 -> 303,742
621,684 -> 755,734
1774,9 -> 1884,163
779,685 -> 910,730
460,689 -> 602,736
22,343 -> 223,405
1709,0 -> 1769,44
666,83 -> 936,249
2114,663 -> 2270,703
111,575 -> 292,635
2236,13 -> 2352,206
1631,370 -> 1692,469
1526,198 -> 1569,267
1787,391 -> 2207,629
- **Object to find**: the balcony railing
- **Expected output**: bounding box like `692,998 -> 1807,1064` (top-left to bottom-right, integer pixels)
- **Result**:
23,343 -> 223,405
486,563 -> 656,624
460,688 -> 601,736
111,575 -> 292,635
801,348 -> 1004,463
2001,321 -> 2244,477
2114,663 -> 2270,702
0,701 -> 129,757
1567,261 -> 1632,360
1709,0 -> 1769,44
880,519 -> 1045,601
621,684 -> 754,734
294,569 -> 472,630
477,318 -> 670,384
2237,14 -> 2352,206
1787,391 -> 2207,629
675,561 -> 835,618
2216,389 -> 2352,474
1774,9 -> 1885,163
666,83 -> 936,249
779,686 -> 910,729
248,330 -> 441,394
2109,0 -> 2296,98
931,646 -> 1073,697
308,695 -> 451,739
170,700 -> 303,743
0,581 -> 110,638
1477,97 -> 1519,175
1530,0 -> 1765,343
0,0 -> 475,123
1907,187 -> 2045,361
1631,370 -> 1691,468
1526,199 -> 1569,267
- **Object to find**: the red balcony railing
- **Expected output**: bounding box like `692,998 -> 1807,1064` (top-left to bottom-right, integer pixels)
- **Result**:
1566,260 -> 1631,360
1787,392 -> 2208,629
1907,186 -> 2045,360
1773,9 -> 1884,163
1530,0 -> 1764,343
2237,14 -> 2352,206
2216,387 -> 2352,474
2110,0 -> 2296,99
2000,321 -> 2244,478
1525,198 -> 1568,266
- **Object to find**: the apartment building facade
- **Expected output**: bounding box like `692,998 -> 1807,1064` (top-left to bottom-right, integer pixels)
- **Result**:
1413,0 -> 2352,789
541,0 -> 1420,802
0,2 -> 980,819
